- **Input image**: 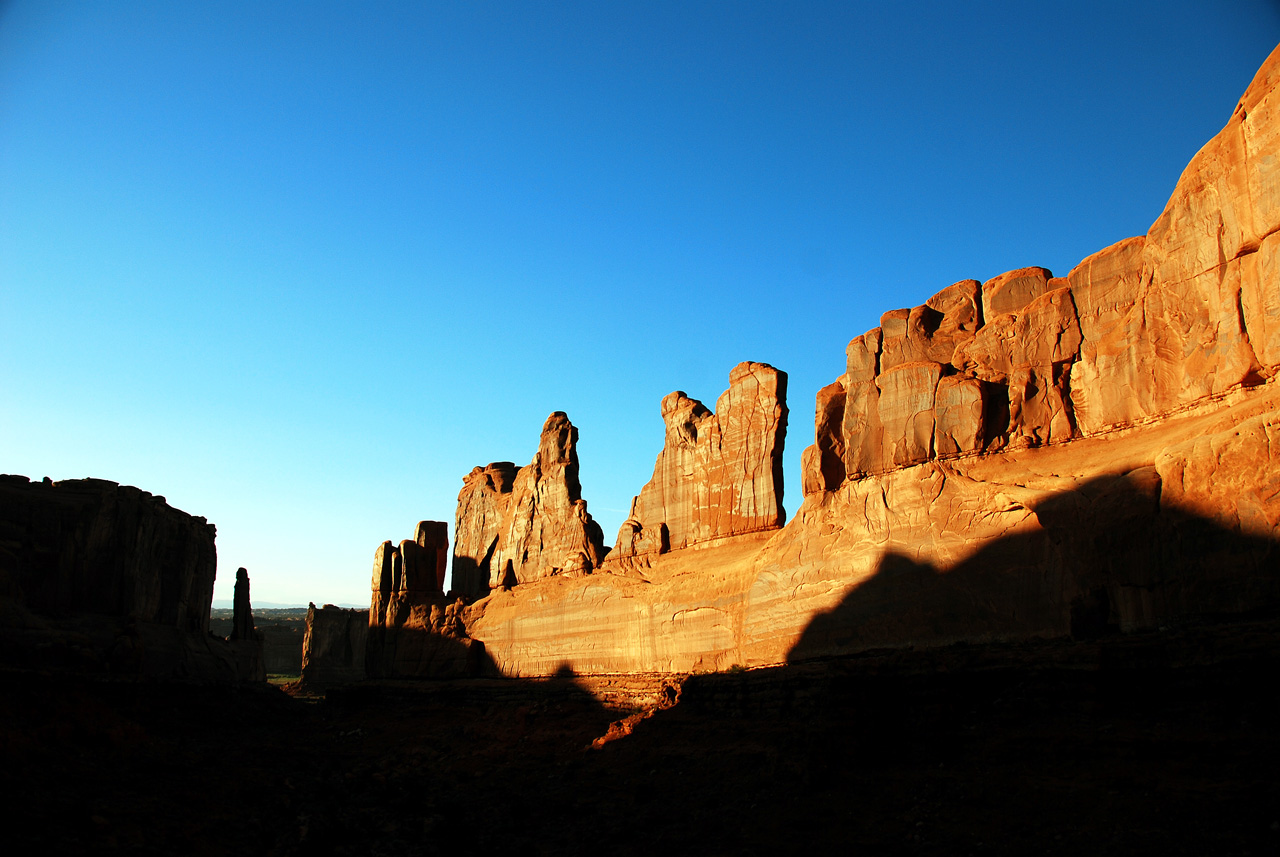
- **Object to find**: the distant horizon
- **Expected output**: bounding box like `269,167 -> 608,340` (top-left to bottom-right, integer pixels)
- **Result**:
211,599 -> 366,611
4,2 -> 1278,605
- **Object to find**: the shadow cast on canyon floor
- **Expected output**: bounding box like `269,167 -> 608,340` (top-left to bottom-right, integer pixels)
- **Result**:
788,470 -> 1280,663
365,620 -> 501,681
7,472 -> 1280,856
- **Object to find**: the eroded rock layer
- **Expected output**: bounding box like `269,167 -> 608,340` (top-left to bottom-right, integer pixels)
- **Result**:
611,362 -> 788,567
470,376 -> 1280,674
464,44 -> 1280,676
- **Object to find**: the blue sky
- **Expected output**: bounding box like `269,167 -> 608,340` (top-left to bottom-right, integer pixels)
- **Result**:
2,2 -> 1278,605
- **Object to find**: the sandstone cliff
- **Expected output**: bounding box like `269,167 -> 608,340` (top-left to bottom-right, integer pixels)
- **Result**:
451,461 -> 519,599
803,45 -> 1280,491
453,413 -> 607,595
0,476 -> 216,628
301,603 -> 369,686
366,519 -> 490,678
463,44 -> 1280,676
0,475 -> 263,681
610,362 -> 788,569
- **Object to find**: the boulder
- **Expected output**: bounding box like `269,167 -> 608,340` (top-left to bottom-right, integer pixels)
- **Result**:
981,266 -> 1053,320
879,279 -> 984,373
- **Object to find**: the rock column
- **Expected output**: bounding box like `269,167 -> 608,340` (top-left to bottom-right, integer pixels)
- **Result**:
231,567 -> 254,641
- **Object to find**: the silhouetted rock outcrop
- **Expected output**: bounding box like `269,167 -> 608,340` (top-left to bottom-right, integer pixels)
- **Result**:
0,475 -> 262,681
231,567 -> 254,641
301,603 -> 368,686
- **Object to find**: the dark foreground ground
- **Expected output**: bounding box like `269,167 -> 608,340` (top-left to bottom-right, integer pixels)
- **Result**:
2,620 -> 1278,856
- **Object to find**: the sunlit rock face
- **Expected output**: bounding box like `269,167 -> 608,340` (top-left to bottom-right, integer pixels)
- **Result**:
451,462 -> 519,600
464,45 -> 1280,677
362,412 -> 609,678
609,362 -> 788,570
797,43 -> 1280,481
495,412 -> 609,586
452,413 -> 608,596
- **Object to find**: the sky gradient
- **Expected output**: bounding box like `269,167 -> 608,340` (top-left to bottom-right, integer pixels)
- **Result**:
3,2 -> 1279,605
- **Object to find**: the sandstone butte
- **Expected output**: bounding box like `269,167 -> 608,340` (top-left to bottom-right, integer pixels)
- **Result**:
325,44 -> 1280,681
0,475 -> 264,681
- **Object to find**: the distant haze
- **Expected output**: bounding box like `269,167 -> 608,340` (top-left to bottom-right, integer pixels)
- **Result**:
3,2 -> 1278,604
211,600 -> 362,610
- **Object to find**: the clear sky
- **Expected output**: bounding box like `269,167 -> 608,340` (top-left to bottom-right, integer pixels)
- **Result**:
2,2 -> 1278,606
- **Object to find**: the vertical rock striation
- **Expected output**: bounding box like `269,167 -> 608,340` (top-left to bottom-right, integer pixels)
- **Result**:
612,362 -> 788,567
453,413 -> 608,595
366,519 -> 492,678
451,464 -> 519,599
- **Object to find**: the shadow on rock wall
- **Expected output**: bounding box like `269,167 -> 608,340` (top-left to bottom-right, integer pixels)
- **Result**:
789,470 -> 1280,663
365,621 -> 500,680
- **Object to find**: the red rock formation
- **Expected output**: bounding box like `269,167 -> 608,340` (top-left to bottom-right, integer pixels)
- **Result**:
610,362 -> 788,566
464,44 -> 1280,677
0,475 -> 262,681
452,414 -> 607,593
495,412 -> 608,585
452,462 -> 519,599
802,44 -> 1280,491
800,380 -> 847,495
301,603 -> 368,686
366,519 -> 492,678
369,522 -> 445,626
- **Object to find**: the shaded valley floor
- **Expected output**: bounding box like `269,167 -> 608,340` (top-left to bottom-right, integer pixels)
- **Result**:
3,619 -> 1279,856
